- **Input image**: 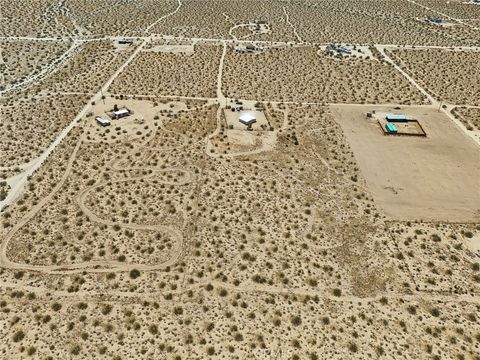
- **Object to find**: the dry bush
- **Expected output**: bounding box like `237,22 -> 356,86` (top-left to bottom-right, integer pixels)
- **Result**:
110,44 -> 221,98
152,0 -> 296,42
35,41 -> 134,93
0,40 -> 70,92
452,107 -> 480,131
389,48 -> 480,105
223,46 -> 427,104
0,94 -> 89,167
287,0 -> 479,46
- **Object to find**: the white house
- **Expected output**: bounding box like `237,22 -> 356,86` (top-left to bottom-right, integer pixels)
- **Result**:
112,108 -> 130,119
239,111 -> 257,126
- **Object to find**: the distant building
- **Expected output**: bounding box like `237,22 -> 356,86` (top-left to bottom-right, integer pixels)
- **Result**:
112,108 -> 130,119
427,16 -> 443,24
118,39 -> 133,45
239,111 -> 257,126
386,114 -> 408,122
235,44 -> 260,54
96,116 -> 111,127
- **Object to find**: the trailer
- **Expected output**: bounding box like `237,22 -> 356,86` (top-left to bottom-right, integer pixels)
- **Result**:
96,117 -> 111,127
112,108 -> 130,119
386,114 -> 408,122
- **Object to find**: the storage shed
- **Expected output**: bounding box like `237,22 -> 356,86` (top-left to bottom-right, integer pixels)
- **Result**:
385,123 -> 398,133
96,117 -> 111,127
386,114 -> 408,122
112,108 -> 130,119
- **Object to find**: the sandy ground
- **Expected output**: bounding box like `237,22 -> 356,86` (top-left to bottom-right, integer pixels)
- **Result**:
331,105 -> 480,222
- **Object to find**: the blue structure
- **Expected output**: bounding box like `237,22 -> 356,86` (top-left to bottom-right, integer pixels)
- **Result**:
386,114 -> 408,122
385,123 -> 398,133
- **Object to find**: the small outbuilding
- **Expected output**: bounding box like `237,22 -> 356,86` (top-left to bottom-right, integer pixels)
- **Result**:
96,116 -> 111,127
385,123 -> 398,133
239,111 -> 257,126
386,114 -> 408,122
112,108 -> 130,119
118,39 -> 133,45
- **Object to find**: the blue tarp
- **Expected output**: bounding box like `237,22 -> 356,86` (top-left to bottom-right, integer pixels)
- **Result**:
385,123 -> 397,133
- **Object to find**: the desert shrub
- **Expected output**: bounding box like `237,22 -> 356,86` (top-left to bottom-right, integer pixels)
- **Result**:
129,269 -> 141,279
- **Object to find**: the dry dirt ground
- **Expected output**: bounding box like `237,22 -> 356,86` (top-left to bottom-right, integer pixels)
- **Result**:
222,46 -> 428,104
0,40 -> 70,92
0,93 -> 89,168
388,48 -> 480,106
453,106 -> 480,131
109,44 -> 222,98
1,1 -> 480,359
331,105 -> 480,222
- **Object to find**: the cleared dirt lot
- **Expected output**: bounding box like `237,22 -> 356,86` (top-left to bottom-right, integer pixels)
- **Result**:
331,105 -> 480,222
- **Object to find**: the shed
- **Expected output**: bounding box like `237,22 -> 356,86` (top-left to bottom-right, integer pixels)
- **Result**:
239,111 -> 257,126
385,123 -> 398,133
386,114 -> 408,122
118,39 -> 133,45
96,117 -> 111,127
113,108 -> 130,119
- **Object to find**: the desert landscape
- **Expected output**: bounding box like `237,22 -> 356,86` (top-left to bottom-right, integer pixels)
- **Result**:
1,1 -> 479,359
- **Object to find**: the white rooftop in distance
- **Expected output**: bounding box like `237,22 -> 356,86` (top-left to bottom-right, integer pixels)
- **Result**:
239,110 -> 257,125
113,108 -> 130,116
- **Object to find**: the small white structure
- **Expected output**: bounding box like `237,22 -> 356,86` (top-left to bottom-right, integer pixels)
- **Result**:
112,108 -> 130,119
239,111 -> 257,126
96,116 -> 111,127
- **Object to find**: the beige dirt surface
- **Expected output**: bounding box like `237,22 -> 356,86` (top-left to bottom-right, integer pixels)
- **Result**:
1,1 -> 480,359
331,105 -> 480,222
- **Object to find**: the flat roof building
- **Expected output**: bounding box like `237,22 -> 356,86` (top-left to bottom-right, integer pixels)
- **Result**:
386,114 -> 408,122
96,116 -> 111,127
112,108 -> 130,119
239,111 -> 257,126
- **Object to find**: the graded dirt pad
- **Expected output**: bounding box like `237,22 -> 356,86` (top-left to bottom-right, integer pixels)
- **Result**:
331,105 -> 480,222
223,46 -> 427,104
389,48 -> 480,105
109,44 -> 221,98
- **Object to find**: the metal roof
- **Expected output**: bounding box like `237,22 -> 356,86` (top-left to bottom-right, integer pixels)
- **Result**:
386,114 -> 407,121
113,108 -> 130,115
385,123 -> 397,133
239,110 -> 256,125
